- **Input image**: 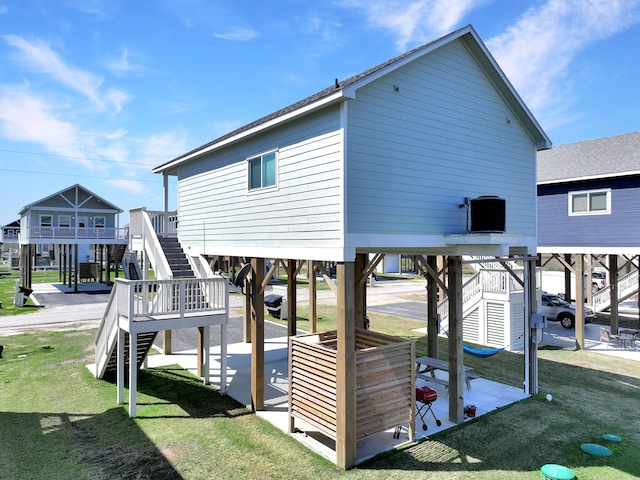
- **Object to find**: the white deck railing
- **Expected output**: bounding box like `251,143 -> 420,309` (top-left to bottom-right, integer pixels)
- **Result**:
437,268 -> 524,324
94,276 -> 228,378
23,226 -> 128,241
129,208 -> 178,237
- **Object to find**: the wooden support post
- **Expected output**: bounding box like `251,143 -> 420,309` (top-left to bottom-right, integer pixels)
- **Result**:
427,256 -> 439,358
575,254 -> 585,349
609,254 -> 619,335
161,329 -> 172,355
447,256 -> 464,424
117,328 -> 125,405
336,262 -> 356,469
250,257 -> 265,411
354,253 -> 367,329
564,254 -> 572,300
287,259 -> 297,337
309,260 -> 317,333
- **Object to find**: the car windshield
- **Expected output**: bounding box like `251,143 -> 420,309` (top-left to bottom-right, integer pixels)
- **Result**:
545,295 -> 569,306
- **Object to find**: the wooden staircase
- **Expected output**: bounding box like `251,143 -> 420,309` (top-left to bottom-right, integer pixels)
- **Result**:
101,331 -> 157,381
108,243 -> 127,265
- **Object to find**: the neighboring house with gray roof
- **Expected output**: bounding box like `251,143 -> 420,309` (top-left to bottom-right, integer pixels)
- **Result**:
537,131 -> 640,252
17,184 -> 128,289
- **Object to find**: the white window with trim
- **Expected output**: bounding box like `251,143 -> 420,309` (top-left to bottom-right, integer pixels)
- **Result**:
568,189 -> 611,216
247,151 -> 277,191
94,217 -> 105,229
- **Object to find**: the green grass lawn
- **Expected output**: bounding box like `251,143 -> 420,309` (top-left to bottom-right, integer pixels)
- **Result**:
1,326 -> 639,479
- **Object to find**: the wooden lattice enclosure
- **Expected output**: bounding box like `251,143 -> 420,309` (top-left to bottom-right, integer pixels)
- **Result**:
289,329 -> 415,441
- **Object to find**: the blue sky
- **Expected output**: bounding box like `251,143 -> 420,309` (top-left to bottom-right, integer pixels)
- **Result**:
1,0 -> 639,225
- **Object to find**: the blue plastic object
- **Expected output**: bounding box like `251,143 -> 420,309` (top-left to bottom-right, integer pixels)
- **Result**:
603,433 -> 621,443
581,443 -> 612,457
540,463 -> 575,480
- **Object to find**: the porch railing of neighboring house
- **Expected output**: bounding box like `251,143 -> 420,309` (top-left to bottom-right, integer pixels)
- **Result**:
1,232 -> 20,242
23,226 -> 129,241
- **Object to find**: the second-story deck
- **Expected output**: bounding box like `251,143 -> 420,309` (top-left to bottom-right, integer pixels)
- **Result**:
21,226 -> 129,244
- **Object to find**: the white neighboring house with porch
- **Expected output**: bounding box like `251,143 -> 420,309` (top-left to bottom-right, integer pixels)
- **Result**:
17,184 -> 128,289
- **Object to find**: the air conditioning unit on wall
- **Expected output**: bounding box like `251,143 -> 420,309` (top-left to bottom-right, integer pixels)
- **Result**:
469,196 -> 506,233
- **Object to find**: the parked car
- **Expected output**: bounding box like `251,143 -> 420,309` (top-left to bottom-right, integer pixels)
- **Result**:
592,271 -> 606,293
540,292 -> 596,329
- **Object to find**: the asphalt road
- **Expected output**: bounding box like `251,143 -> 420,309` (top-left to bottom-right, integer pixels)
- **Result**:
368,301 -> 426,322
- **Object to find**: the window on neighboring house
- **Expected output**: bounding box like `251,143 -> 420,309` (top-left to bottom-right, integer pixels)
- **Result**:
59,215 -> 71,237
39,215 -> 52,237
569,189 -> 610,216
248,151 -> 277,191
94,217 -> 105,228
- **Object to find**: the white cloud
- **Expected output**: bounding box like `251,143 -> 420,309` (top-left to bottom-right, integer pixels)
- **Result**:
135,130 -> 191,167
104,178 -> 150,196
104,48 -> 152,78
212,27 -> 259,41
0,86 -> 83,159
487,0 -> 640,119
2,34 -> 131,114
104,88 -> 133,115
339,0 -> 489,49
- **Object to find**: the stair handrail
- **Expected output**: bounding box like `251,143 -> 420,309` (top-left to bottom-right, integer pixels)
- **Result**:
592,269 -> 638,312
131,209 -> 172,280
190,254 -> 216,279
94,281 -> 123,377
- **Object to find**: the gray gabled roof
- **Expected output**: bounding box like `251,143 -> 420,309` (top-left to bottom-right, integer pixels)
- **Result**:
18,183 -> 123,214
538,131 -> 640,184
154,24 -> 550,175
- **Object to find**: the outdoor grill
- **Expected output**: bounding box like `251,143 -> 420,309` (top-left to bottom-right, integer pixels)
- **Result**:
415,385 -> 441,430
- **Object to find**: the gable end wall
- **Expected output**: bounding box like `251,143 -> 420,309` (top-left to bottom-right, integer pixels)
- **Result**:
345,39 -> 537,245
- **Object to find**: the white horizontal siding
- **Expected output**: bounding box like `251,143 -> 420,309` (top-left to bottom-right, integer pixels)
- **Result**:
345,38 -> 537,245
176,107 -> 344,257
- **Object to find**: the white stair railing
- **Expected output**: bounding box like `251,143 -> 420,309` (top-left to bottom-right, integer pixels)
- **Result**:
129,208 -> 173,280
592,269 -> 638,312
437,268 -> 523,329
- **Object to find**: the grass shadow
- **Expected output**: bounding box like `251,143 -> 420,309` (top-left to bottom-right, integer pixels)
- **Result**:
131,366 -> 252,420
0,408 -> 183,479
